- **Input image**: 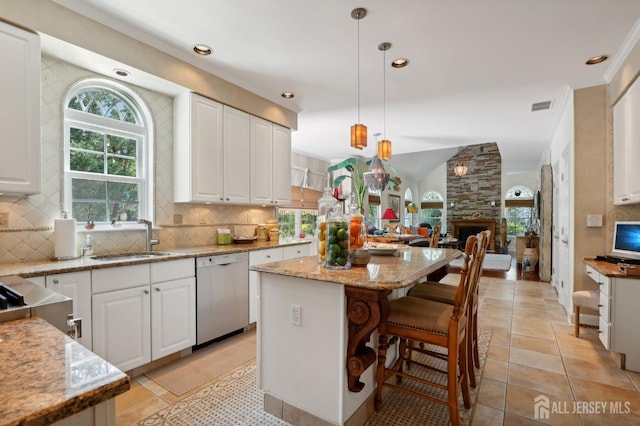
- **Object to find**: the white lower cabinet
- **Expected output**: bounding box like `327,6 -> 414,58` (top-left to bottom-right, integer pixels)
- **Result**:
151,276 -> 196,359
46,271 -> 92,350
249,248 -> 283,324
248,244 -> 310,323
586,264 -> 640,370
92,259 -> 196,371
93,285 -> 151,372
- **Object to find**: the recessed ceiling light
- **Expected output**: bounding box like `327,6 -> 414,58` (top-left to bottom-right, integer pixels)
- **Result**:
586,55 -> 608,65
391,58 -> 409,68
193,44 -> 212,55
113,69 -> 130,77
281,92 -> 294,99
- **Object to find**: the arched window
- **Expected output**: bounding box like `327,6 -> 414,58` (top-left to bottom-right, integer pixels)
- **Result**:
505,185 -> 534,235
420,191 -> 443,228
63,79 -> 153,226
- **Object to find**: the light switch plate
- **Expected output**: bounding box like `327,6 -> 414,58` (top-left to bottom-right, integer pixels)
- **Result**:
586,214 -> 602,227
0,212 -> 8,227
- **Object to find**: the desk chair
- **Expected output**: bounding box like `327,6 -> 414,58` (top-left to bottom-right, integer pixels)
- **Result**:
572,290 -> 599,337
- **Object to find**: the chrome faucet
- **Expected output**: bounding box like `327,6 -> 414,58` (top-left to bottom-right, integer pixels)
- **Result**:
138,218 -> 160,251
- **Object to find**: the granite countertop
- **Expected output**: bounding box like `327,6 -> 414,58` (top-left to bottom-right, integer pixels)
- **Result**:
584,258 -> 638,278
0,317 -> 130,426
0,240 -> 311,278
251,246 -> 462,291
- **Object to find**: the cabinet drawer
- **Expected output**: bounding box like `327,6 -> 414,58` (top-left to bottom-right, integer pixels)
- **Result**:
151,258 -> 195,283
598,316 -> 610,350
585,264 -> 599,282
598,275 -> 611,296
282,244 -> 309,260
92,264 -> 150,294
249,248 -> 283,266
599,292 -> 611,322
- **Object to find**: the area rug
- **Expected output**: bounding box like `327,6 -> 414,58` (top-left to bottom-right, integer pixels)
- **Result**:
138,330 -> 491,426
450,253 -> 511,271
144,331 -> 256,396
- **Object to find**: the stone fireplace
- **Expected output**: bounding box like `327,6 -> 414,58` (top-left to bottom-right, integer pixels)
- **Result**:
447,143 -> 503,249
450,218 -> 496,251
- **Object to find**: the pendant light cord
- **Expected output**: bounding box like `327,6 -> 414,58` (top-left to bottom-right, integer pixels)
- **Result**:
383,45 -> 386,139
357,16 -> 361,124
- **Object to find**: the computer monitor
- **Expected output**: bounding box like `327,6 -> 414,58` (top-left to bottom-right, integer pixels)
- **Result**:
611,221 -> 640,261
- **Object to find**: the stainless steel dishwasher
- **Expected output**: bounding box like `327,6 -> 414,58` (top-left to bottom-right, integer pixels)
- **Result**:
196,252 -> 249,346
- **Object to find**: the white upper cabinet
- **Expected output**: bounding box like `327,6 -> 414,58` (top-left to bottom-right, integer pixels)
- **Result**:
174,93 -> 254,204
222,106 -> 251,204
250,116 -> 291,205
614,77 -> 640,205
174,92 -> 223,203
0,21 -> 41,195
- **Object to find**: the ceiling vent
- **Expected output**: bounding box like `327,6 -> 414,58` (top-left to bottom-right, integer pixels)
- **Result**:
531,100 -> 552,112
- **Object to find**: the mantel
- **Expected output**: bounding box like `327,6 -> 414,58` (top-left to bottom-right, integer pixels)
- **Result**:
450,218 -> 496,251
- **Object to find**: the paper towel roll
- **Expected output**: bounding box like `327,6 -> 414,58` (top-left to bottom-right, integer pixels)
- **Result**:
54,218 -> 78,259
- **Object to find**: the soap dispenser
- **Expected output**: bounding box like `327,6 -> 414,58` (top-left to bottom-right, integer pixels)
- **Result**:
82,235 -> 93,257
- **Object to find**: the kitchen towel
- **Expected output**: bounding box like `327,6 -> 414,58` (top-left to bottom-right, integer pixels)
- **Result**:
54,218 -> 77,259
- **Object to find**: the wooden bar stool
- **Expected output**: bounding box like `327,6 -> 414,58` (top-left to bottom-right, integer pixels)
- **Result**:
375,235 -> 481,426
406,230 -> 490,388
572,290 -> 599,337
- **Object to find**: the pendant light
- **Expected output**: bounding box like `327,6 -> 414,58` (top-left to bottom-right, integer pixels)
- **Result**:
377,42 -> 392,161
350,8 -> 367,150
363,155 -> 390,191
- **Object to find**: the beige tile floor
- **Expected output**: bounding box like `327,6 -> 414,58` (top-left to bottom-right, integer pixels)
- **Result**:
115,269 -> 640,425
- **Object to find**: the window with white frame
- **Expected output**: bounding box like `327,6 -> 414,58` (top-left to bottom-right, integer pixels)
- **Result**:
420,191 -> 443,229
63,80 -> 152,226
368,189 -> 382,230
504,185 -> 534,235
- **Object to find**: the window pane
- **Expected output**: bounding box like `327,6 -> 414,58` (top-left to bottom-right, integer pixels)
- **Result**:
70,128 -> 104,152
70,151 -> 104,174
107,156 -> 137,177
68,90 -> 138,124
72,179 -> 107,222
108,135 -> 136,156
108,182 -> 139,222
279,211 -> 295,238
301,211 -> 317,236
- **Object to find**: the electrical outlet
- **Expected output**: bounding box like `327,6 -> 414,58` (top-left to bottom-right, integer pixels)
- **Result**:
199,212 -> 207,224
0,212 -> 8,228
290,304 -> 301,326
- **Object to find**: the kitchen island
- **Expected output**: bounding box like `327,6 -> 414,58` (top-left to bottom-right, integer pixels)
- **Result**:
0,317 -> 130,426
252,246 -> 461,426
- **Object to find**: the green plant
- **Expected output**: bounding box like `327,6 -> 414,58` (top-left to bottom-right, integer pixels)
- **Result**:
327,157 -> 398,212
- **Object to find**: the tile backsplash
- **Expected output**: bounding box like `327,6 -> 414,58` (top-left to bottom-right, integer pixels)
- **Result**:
0,56 -> 274,264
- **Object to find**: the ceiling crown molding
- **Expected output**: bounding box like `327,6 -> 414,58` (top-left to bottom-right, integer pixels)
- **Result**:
603,18 -> 640,83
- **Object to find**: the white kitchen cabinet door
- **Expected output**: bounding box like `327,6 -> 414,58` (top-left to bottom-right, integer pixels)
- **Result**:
613,77 -> 640,205
222,106 -> 251,203
174,92 -> 224,203
0,21 -> 41,195
250,117 -> 292,205
151,277 -> 196,360
250,116 -> 273,205
248,248 -> 284,323
272,124 -> 292,205
47,271 -> 92,350
92,286 -> 151,371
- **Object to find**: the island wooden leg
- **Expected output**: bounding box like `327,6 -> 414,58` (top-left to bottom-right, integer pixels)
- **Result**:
345,287 -> 391,392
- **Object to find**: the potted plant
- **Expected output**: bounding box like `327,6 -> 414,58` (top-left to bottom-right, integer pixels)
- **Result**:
327,157 -> 399,213
84,204 -> 95,229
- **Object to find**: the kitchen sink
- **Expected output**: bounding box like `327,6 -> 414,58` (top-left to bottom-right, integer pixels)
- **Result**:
90,251 -> 172,261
